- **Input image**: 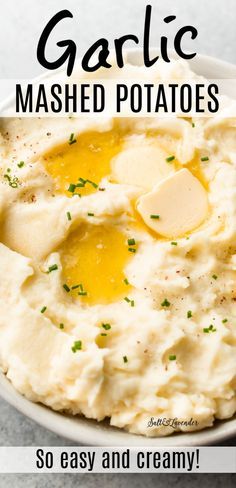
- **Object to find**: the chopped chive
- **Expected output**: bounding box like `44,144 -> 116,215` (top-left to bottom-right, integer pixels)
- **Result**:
78,177 -> 86,185
63,284 -> 70,292
201,156 -> 209,162
123,355 -> 128,363
222,318 -> 228,323
4,175 -> 11,185
76,178 -> 98,189
124,278 -> 129,285
161,298 -> 171,307
150,214 -> 160,220
78,291 -> 87,296
59,323 -> 64,329
128,247 -> 136,253
87,212 -> 94,217
124,297 -> 134,306
86,179 -> 98,189
74,284 -> 85,293
68,183 -> 76,193
169,355 -> 176,361
187,310 -> 192,319
102,323 -> 111,330
69,133 -> 77,145
192,123 -> 195,128
203,324 -> 216,333
71,340 -> 82,353
127,238 -> 136,246
47,264 -> 58,273
209,324 -> 216,331
101,333 -> 107,337
10,178 -> 19,188
212,274 -> 218,280
166,155 -> 175,163
41,306 -> 47,314
67,211 -> 72,221
18,161 -> 24,168
171,241 -> 178,246
4,174 -> 19,188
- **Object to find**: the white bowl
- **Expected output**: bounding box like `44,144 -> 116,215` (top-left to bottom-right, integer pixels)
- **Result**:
0,49 -> 236,446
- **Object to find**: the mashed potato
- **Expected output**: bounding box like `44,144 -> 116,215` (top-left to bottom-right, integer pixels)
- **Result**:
0,60 -> 235,437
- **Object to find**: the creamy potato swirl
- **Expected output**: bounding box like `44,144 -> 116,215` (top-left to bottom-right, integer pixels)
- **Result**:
0,61 -> 235,437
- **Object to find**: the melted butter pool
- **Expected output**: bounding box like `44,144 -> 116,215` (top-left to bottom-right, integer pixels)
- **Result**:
60,224 -> 132,305
44,128 -> 209,304
43,129 -> 208,195
43,129 -> 124,196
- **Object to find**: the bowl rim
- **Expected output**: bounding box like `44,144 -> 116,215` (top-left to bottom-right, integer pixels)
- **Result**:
1,48 -> 236,113
1,372 -> 236,446
0,48 -> 236,447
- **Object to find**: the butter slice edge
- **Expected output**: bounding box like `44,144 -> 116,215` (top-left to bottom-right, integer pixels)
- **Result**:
136,168 -> 208,238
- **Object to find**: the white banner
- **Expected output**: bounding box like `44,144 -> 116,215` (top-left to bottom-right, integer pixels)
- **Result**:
0,447 -> 234,473
0,78 -> 236,117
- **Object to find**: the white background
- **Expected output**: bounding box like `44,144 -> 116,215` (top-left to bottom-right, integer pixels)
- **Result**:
1,0 -> 236,79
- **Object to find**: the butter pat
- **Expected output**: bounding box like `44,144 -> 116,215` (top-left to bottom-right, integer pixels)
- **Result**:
112,145 -> 174,190
137,169 -> 208,237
